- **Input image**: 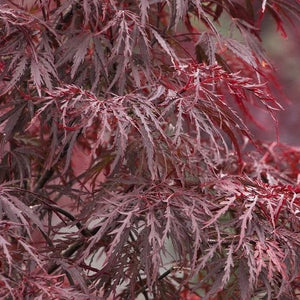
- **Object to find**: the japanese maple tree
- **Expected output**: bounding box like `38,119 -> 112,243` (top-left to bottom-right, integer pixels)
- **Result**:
0,0 -> 299,299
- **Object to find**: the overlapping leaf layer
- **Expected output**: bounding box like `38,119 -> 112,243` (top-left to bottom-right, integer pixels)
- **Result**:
0,0 -> 299,299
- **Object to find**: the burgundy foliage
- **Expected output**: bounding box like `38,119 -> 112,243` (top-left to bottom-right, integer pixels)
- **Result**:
0,0 -> 299,299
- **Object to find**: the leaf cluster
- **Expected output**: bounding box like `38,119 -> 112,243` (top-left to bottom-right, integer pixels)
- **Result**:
0,0 -> 300,299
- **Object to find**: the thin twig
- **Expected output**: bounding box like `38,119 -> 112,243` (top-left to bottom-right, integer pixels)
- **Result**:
135,267 -> 175,298
128,232 -> 149,300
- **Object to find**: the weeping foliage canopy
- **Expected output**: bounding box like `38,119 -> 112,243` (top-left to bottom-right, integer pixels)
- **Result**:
0,0 -> 300,299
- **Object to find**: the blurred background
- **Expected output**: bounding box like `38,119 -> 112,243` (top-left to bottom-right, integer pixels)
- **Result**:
259,17 -> 300,146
